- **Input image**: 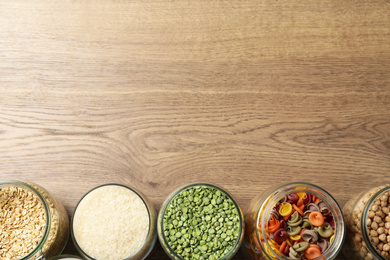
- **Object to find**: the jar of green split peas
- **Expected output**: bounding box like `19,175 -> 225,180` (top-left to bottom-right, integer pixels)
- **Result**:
157,183 -> 245,260
343,185 -> 390,259
243,182 -> 345,260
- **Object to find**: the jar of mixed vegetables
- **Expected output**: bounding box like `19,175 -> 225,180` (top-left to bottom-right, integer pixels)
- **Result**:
243,182 -> 345,260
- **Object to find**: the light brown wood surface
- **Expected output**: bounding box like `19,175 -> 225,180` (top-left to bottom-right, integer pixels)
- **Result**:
1,0 -> 390,259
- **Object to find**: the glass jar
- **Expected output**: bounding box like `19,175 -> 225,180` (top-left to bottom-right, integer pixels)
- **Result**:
0,180 -> 69,260
157,182 -> 244,260
343,185 -> 390,259
71,184 -> 157,260
243,182 -> 345,260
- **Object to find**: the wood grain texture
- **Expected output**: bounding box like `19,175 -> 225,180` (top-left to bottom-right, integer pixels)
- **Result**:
1,0 -> 390,259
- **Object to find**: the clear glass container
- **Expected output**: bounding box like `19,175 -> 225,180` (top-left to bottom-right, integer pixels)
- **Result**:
71,184 -> 157,260
157,182 -> 245,260
0,180 -> 69,260
243,182 -> 345,260
343,185 -> 390,260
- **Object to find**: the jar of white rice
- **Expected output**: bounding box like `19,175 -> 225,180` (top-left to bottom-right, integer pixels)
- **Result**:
71,184 -> 156,260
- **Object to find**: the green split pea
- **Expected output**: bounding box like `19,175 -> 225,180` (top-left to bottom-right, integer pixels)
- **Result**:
162,186 -> 241,260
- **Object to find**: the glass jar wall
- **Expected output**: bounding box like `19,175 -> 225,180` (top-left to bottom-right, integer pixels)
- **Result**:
48,255 -> 83,260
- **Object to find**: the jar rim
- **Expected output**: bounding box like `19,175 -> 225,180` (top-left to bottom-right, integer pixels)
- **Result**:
47,254 -> 84,260
157,182 -> 244,260
361,185 -> 390,260
71,183 -> 155,260
0,180 -> 52,260
256,182 -> 345,260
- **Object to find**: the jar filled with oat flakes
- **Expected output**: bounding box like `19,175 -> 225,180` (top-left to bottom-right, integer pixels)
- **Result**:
343,185 -> 390,259
0,180 -> 69,260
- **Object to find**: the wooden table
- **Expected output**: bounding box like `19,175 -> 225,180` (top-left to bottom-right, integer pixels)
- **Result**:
1,1 -> 389,259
